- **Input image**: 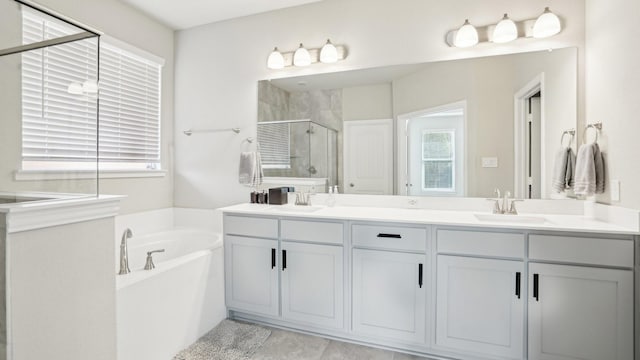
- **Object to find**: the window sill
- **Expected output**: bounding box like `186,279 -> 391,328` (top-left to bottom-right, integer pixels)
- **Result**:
14,169 -> 167,181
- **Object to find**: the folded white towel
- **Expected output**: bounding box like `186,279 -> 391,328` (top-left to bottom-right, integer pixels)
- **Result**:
551,147 -> 576,193
239,152 -> 263,187
574,143 -> 605,196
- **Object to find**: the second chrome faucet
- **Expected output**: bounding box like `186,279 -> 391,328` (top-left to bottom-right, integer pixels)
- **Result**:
487,188 -> 522,214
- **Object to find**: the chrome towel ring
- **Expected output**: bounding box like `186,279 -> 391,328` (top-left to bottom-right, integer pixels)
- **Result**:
583,123 -> 602,144
560,129 -> 575,147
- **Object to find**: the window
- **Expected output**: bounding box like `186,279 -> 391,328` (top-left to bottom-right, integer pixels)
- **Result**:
422,129 -> 455,191
257,122 -> 291,169
21,9 -> 162,172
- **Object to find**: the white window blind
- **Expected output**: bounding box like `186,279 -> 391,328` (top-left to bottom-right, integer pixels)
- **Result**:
21,10 -> 162,170
257,122 -> 291,169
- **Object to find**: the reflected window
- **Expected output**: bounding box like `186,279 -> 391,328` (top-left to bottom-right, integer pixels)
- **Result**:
257,122 -> 291,169
422,130 -> 455,191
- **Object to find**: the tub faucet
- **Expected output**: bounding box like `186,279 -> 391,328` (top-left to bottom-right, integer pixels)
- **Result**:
119,228 -> 133,275
144,249 -> 165,270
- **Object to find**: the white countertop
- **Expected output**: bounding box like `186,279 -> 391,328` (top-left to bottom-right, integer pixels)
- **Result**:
220,203 -> 640,235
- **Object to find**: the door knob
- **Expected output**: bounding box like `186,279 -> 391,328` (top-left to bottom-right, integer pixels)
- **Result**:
349,183 -> 355,187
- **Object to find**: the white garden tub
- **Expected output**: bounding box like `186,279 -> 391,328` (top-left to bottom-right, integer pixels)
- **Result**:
115,208 -> 226,360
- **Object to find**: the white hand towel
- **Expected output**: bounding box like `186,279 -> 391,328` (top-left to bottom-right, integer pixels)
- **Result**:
551,147 -> 570,193
239,152 -> 264,187
574,143 -> 605,196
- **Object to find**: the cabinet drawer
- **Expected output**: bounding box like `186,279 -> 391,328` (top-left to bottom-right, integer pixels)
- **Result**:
352,223 -> 426,252
437,229 -> 524,258
281,219 -> 343,245
529,234 -> 634,268
224,215 -> 278,238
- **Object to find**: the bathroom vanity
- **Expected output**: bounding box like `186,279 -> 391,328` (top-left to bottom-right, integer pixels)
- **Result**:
221,199 -> 639,360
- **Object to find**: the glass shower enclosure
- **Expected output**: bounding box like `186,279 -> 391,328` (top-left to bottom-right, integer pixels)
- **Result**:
257,119 -> 338,187
0,0 -> 100,204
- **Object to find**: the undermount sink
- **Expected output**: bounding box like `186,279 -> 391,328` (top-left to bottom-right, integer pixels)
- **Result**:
266,205 -> 323,213
474,213 -> 549,224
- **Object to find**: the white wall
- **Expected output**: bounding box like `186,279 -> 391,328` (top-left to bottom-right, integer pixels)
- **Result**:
586,0 -> 640,209
343,83 -> 393,121
174,0 -> 586,209
0,0 -> 175,214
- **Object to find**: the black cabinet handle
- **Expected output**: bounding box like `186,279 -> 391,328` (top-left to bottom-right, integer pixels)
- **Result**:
515,272 -> 521,299
418,263 -> 423,288
533,273 -> 539,301
282,250 -> 287,270
377,233 -> 402,239
271,248 -> 276,269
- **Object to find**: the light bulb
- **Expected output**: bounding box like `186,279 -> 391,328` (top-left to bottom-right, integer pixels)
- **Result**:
267,47 -> 285,69
319,39 -> 338,63
454,19 -> 478,48
82,80 -> 98,94
293,43 -> 311,67
533,7 -> 561,38
493,14 -> 518,43
67,82 -> 83,95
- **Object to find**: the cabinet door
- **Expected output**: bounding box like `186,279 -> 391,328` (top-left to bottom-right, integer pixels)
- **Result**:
352,249 -> 426,344
528,263 -> 633,360
436,256 -> 524,359
225,235 -> 279,316
281,241 -> 344,328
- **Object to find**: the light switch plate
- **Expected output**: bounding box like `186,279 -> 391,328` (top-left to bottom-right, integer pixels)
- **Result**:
481,157 -> 498,168
611,179 -> 620,202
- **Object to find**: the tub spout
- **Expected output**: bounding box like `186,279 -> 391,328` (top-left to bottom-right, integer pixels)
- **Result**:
119,228 -> 133,275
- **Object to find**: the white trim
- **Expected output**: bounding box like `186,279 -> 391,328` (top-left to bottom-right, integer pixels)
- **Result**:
100,34 -> 165,66
514,73 -> 545,199
397,100 -> 468,196
14,169 -> 167,181
3,195 -> 123,233
262,177 -> 327,186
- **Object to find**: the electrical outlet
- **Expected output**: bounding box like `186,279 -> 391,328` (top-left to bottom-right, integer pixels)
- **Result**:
611,180 -> 620,202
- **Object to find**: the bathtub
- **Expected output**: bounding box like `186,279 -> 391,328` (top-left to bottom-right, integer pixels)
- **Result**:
116,208 -> 226,360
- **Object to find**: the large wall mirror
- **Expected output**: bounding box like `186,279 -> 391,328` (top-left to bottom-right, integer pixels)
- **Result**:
257,47 -> 578,199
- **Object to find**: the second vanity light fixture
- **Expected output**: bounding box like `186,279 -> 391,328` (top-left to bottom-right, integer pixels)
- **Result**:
267,39 -> 347,69
447,7 -> 562,48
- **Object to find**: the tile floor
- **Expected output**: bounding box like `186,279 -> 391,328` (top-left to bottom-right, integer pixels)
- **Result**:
249,327 -> 433,360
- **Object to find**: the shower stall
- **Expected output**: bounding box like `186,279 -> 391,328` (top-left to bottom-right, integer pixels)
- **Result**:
257,119 -> 338,188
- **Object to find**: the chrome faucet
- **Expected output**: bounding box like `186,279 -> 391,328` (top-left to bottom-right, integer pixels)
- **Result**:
487,188 -> 521,214
119,228 -> 133,275
144,249 -> 165,270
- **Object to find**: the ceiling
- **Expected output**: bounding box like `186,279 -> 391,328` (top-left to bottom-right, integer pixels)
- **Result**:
121,0 -> 323,30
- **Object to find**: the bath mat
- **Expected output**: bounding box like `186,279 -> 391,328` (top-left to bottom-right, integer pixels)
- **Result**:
173,319 -> 271,360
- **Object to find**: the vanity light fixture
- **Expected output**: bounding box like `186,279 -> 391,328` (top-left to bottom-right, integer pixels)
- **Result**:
266,41 -> 348,69
446,8 -> 563,48
319,39 -> 338,63
293,43 -> 311,67
267,47 -> 285,69
493,13 -> 518,43
454,19 -> 479,48
533,7 -> 561,38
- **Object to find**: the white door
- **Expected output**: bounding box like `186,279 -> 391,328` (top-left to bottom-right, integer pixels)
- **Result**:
528,263 -> 634,360
224,235 -> 279,316
435,256 -> 524,359
352,249 -> 426,344
343,119 -> 393,194
281,241 -> 344,329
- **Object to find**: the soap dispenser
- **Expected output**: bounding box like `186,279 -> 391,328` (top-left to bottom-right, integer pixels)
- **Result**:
327,185 -> 336,207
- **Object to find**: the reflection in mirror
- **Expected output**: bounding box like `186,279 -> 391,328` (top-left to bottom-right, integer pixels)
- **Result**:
258,47 -> 577,199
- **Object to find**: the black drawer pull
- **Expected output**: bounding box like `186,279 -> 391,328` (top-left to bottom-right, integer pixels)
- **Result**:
271,248 -> 276,269
515,272 -> 521,299
282,250 -> 287,271
418,263 -> 423,288
533,273 -> 539,301
377,233 -> 402,239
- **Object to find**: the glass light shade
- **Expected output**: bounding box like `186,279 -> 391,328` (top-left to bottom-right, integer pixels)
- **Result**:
533,7 -> 561,38
319,39 -> 338,63
293,43 -> 311,66
82,80 -> 98,94
493,14 -> 518,43
67,82 -> 83,95
267,47 -> 285,69
454,19 -> 478,48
